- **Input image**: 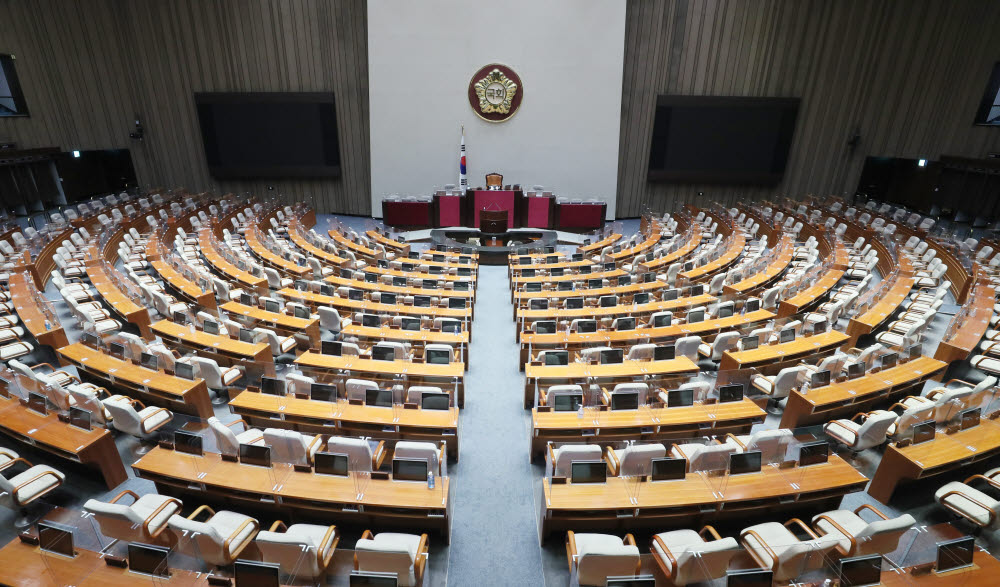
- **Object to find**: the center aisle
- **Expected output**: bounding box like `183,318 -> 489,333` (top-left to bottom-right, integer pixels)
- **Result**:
447,264 -> 544,584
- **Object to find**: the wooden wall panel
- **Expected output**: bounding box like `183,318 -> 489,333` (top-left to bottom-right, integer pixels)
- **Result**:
617,0 -> 1000,217
0,0 -> 370,215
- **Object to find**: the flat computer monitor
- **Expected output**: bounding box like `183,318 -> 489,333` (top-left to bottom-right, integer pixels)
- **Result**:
961,407 -> 981,430
616,317 -> 636,331
797,440 -> 829,467
69,407 -> 91,431
260,376 -> 283,396
605,576 -> 656,587
522,269 -> 535,278
314,451 -> 349,476
572,253 -> 584,262
611,391 -> 639,410
362,313 -> 381,328
848,362 -> 866,379
234,560 -> 280,587
174,431 -> 203,456
744,298 -> 760,312
571,461 -> 607,484
643,272 -> 656,283
553,393 -> 583,412
545,247 -> 556,255
811,369 -> 831,389
108,341 -> 126,359
881,352 -> 898,369
240,292 -> 255,305
320,284 -> 335,296
422,279 -> 437,289
294,280 -> 309,291
600,348 -> 624,364
38,522 -> 75,558
526,282 -> 542,293
27,391 -> 47,415
365,389 -> 393,407
413,295 -> 431,307
667,388 -> 693,407
173,311 -> 188,325
239,443 -> 271,468
239,328 -> 255,343
690,284 -> 705,296
426,348 -> 451,365
310,382 -> 338,402
663,288 -> 679,301
551,268 -> 565,277
912,420 -> 936,444
372,346 -> 395,362
349,572 -> 399,586
566,297 -> 584,309
577,320 -> 597,333
428,266 -> 442,275
377,259 -> 388,269
740,336 -> 759,351
348,289 -> 364,301
203,319 -> 220,335
729,450 -> 762,475
617,275 -> 631,286
579,265 -> 591,274
448,298 -> 466,309
401,317 -> 421,331
322,341 -> 343,356
441,321 -> 461,334
589,278 -> 603,289
421,392 -> 451,410
544,351 -> 569,366
633,292 -> 649,304
557,281 -> 574,291
534,321 -> 556,334
128,542 -> 170,577
393,276 -> 407,287
653,313 -> 672,327
718,383 -> 744,403
600,296 -> 617,308
936,536 -> 975,573
432,254 -> 445,262
458,267 -> 472,276
687,309 -> 705,323
393,458 -> 428,481
380,293 -> 397,305
650,457 -> 686,481
175,362 -> 196,380
811,319 -> 827,334
529,298 -> 548,311
604,261 -> 616,271
364,272 -> 377,284
908,343 -> 922,360
839,554 -> 883,587
654,344 -> 675,361
294,305 -> 311,319
80,332 -> 101,348
726,568 -> 773,587
264,299 -> 280,313
519,256 -> 531,265
779,328 -> 795,343
717,305 -> 734,318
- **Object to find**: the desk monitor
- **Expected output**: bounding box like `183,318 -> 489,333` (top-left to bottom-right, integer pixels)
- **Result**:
264,299 -> 280,313
80,332 -> 102,348
577,320 -> 598,333
140,352 -> 159,371
364,272 -> 378,284
604,261 -> 616,271
320,284 -> 335,296
729,450 -> 762,475
295,279 -> 309,291
551,267 -> 565,277
441,321 -> 462,334
519,256 -> 531,265
128,542 -> 170,577
936,536 -> 975,573
557,281 -> 574,292
310,382 -> 338,403
239,328 -> 255,343
349,571 -> 399,586
572,253 -> 584,262
293,305 -> 312,319
667,388 -> 693,408
365,388 -> 393,407
421,391 -> 451,410
600,296 -> 617,308
811,319 -> 828,334
458,267 -> 472,276
633,292 -> 650,305
361,313 -> 381,328
643,272 -> 656,283
613,245 -> 623,253
321,340 -> 342,356
545,246 -> 556,255
422,279 -> 438,289
234,560 -> 280,587
611,390 -> 639,410
617,275 -> 631,286
908,343 -> 922,360
526,282 -> 542,293
174,431 -> 204,456
687,309 -> 705,323
779,328 -> 796,343
521,268 -> 536,278
38,522 -> 75,558
378,293 -> 397,306
260,376 -> 284,396
108,341 -> 126,359
651,457 -> 687,481
601,348 -> 624,365
393,458 -> 428,482
839,554 -> 883,587
173,311 -> 188,325
372,346 -> 395,362
961,407 -> 981,430
718,383 -> 744,403
426,348 -> 451,365
240,292 -> 255,306
175,361 -> 196,380
653,313 -> 672,327
654,344 -> 676,361
690,284 -> 705,296
810,369 -> 831,389
202,319 -> 220,335
27,391 -> 47,415
69,407 -> 91,431
912,420 -> 936,444
566,297 -> 584,309
448,298 -> 467,309
534,321 -> 556,334
432,253 -> 445,262
571,461 -> 607,484
553,392 -> 583,412
740,335 -> 759,351
616,317 -> 636,331
428,265 -> 442,275
413,295 -> 431,307
797,440 -> 829,467
399,317 -> 421,331
392,276 -> 407,287
314,451 -> 349,476
847,362 -> 866,379
880,352 -> 898,370
579,265 -> 591,274
239,443 -> 271,468
237,261 -> 248,272
544,351 -> 569,366
589,278 -> 603,289
717,305 -> 734,319
744,298 -> 760,313
529,299 -> 548,310
663,288 -> 679,301
348,288 -> 364,301
726,568 -> 773,587
606,576 -> 655,587
377,259 -> 388,269
340,268 -> 354,279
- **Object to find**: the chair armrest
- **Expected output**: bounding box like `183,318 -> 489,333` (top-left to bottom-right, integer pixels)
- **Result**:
851,412 -> 869,424
306,434 -> 324,463
938,488 -> 997,527
565,531 -> 578,571
813,513 -> 858,555
651,534 -> 678,580
139,408 -> 171,434
267,520 -> 288,532
187,504 -> 216,521
784,517 -> 820,539
740,528 -> 781,572
724,433 -> 747,450
223,518 -> 259,562
946,378 -> 978,389
853,503 -> 890,521
108,489 -> 140,505
143,497 -> 182,538
225,418 -> 250,432
318,524 -> 339,570
12,470 -> 61,506
699,525 -> 723,541
605,447 -> 620,476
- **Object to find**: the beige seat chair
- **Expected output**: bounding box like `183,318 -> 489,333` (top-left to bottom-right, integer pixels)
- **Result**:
0,458 -> 64,527
263,428 -> 322,466
103,396 -> 172,454
373,341 -> 411,360
189,356 -> 242,390
207,417 -> 265,457
565,532 -> 641,586
548,444 -> 603,478
67,384 -> 118,426
346,378 -> 380,402
542,384 -> 585,408
606,442 -> 666,476
670,442 -> 737,473
674,336 -> 702,362
724,429 -> 794,463
327,436 -> 385,472
740,519 -> 839,581
354,531 -> 429,587
166,506 -> 259,567
812,504 -> 914,556
824,410 -> 897,451
286,372 -> 315,397
253,327 -> 297,355
935,469 -> 1000,529
394,441 -> 446,477
651,526 -> 740,586
83,489 -> 181,546
751,366 -> 807,408
256,521 -> 339,579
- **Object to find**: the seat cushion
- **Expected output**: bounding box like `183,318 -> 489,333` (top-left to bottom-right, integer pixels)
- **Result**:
137,407 -> 171,432
812,510 -> 867,552
824,420 -> 860,445
935,482 -> 999,527
359,532 -> 421,561
9,465 -> 64,504
131,494 -> 181,533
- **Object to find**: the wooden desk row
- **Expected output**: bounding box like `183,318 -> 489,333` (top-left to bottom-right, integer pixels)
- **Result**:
640,227 -> 702,271
366,229 -> 411,255
934,273 -> 994,364
287,219 -> 350,268
8,271 -> 69,349
719,330 -> 850,373
680,230 -> 746,282
244,223 -> 312,278
279,288 -> 473,326
722,234 -> 793,295
198,228 -> 268,295
221,300 -> 321,347
84,260 -> 154,339
152,319 -> 274,368
577,232 -> 622,254
846,268 -> 915,347
341,323 -> 469,365
523,357 -> 700,408
514,293 -> 718,333
146,238 -> 217,310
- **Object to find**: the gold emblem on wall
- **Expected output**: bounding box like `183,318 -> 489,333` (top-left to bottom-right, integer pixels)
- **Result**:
468,64 -> 523,122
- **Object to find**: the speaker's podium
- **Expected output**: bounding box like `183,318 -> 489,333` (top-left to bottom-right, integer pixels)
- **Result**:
479,209 -> 508,234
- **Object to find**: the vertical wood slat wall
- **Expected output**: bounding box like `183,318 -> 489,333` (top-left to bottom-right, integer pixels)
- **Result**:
617,0 -> 1000,217
0,0 -> 371,215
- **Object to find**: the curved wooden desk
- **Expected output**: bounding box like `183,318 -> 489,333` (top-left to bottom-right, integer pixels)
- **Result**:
198,228 -> 268,295
8,272 -> 69,349
220,300 -> 320,347
719,330 -> 850,373
151,319 -> 273,368
84,261 -> 154,340
524,357 -> 699,408
280,288 -> 472,323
